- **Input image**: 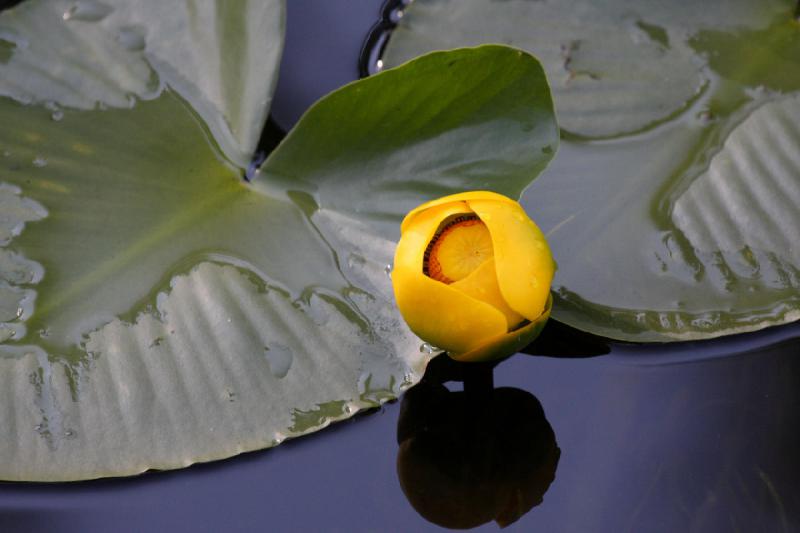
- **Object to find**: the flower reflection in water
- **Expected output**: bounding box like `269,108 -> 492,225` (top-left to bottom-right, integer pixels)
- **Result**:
396,356 -> 560,529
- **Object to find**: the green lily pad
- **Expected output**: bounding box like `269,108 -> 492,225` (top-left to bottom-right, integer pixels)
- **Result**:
0,36 -> 557,480
0,0 -> 284,166
384,0 -> 800,341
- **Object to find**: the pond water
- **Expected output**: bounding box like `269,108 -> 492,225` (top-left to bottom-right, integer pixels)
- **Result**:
1,1 -> 799,532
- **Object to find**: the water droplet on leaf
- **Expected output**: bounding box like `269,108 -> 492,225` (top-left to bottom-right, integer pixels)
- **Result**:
263,343 -> 293,378
116,26 -> 146,52
63,1 -> 113,22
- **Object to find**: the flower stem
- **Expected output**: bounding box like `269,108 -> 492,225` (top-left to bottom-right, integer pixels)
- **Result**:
463,363 -> 494,396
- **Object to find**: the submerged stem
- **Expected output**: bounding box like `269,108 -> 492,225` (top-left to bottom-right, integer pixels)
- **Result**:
462,363 -> 494,396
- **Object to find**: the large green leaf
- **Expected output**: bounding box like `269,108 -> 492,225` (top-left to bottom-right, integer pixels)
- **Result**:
384,0 -> 800,341
0,0 -> 284,166
257,44 -> 558,239
0,42 -> 557,480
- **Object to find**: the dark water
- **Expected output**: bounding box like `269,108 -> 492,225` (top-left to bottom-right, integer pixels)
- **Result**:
2,329 -> 798,533
2,2 -> 800,532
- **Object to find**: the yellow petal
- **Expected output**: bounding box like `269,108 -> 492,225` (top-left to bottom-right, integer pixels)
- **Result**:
450,259 -> 524,330
393,201 -> 507,354
467,199 -> 554,321
401,190 -> 517,234
451,294 -> 552,363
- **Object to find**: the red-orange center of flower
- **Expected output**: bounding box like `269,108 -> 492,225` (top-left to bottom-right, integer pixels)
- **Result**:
424,215 -> 494,284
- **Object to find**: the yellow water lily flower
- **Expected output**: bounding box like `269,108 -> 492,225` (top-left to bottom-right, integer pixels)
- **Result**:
392,191 -> 555,362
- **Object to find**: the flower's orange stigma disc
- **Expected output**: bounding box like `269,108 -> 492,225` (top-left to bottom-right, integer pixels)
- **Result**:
424,215 -> 494,284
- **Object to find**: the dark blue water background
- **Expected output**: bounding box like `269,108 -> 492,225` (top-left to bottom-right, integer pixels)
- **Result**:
2,1 -> 799,532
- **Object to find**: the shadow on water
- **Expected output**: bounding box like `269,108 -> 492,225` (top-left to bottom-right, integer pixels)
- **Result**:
521,319 -> 612,358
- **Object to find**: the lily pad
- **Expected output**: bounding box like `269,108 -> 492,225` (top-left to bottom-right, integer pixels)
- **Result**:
0,0 -> 284,166
0,36 -> 556,480
384,0 -> 800,341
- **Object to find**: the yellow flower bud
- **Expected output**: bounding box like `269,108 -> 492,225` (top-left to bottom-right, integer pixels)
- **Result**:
392,191 -> 555,362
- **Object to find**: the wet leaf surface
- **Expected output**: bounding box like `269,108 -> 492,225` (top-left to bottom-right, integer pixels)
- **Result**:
385,0 -> 800,340
0,27 -> 556,481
